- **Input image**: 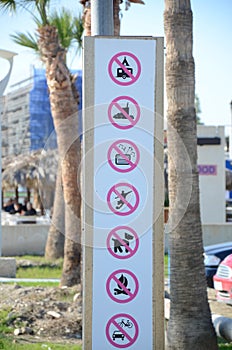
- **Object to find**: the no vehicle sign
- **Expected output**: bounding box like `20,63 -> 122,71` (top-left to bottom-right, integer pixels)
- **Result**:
108,52 -> 141,86
106,313 -> 139,348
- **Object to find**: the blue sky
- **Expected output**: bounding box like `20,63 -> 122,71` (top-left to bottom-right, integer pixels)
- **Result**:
0,0 -> 232,132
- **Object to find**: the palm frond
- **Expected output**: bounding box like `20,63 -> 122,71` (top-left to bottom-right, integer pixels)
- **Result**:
10,31 -> 39,51
49,8 -> 83,50
0,0 -> 16,12
129,0 -> 145,3
49,8 -> 73,49
35,0 -> 49,25
72,14 -> 84,49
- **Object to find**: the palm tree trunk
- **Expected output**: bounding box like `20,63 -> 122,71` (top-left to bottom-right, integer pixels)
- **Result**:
113,0 -> 121,35
38,25 -> 82,286
44,75 -> 80,261
164,1 -> 218,349
80,0 -> 91,35
45,164 -> 65,260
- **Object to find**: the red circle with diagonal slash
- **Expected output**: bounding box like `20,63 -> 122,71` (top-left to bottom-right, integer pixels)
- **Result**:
107,182 -> 139,216
107,139 -> 140,173
106,226 -> 139,259
108,96 -> 140,130
108,51 -> 141,86
106,269 -> 139,303
106,313 -> 139,348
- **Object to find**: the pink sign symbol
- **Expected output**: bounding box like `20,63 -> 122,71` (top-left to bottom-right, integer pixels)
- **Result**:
198,164 -> 217,175
106,313 -> 139,348
107,139 -> 140,173
108,52 -> 141,86
107,182 -> 139,216
106,269 -> 139,303
108,96 -> 140,130
107,226 -> 139,259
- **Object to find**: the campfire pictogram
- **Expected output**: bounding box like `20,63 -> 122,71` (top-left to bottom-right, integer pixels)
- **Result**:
114,274 -> 131,295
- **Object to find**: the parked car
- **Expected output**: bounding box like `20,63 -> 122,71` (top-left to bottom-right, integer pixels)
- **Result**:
213,254 -> 232,304
204,242 -> 232,288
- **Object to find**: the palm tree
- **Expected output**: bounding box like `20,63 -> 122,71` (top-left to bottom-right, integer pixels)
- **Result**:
164,0 -> 218,349
0,0 -> 83,287
11,9 -> 83,261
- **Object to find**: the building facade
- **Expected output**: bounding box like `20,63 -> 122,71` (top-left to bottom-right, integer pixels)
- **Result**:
1,68 -> 82,157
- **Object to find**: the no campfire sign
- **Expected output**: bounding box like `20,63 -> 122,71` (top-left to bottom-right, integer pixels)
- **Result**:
83,37 -> 164,350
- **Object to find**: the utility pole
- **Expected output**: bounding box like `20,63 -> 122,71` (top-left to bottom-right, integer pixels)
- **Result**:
91,0 -> 114,36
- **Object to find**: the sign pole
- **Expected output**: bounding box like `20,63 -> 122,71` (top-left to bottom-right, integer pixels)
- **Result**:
91,0 -> 113,36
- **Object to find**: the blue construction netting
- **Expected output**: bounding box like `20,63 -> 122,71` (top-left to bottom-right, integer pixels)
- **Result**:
29,67 -> 82,151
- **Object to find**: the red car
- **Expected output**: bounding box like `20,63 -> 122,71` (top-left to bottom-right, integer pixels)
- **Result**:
213,254 -> 232,304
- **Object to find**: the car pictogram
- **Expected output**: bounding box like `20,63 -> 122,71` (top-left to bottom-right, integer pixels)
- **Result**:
112,330 -> 125,341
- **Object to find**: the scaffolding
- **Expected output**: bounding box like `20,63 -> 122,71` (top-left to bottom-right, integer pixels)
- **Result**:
1,67 -> 83,156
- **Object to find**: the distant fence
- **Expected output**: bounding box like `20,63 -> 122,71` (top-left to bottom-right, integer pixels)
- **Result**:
164,223 -> 232,253
2,224 -> 49,256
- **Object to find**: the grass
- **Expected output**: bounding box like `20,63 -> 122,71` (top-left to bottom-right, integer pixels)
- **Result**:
164,254 -> 169,278
218,338 -> 232,349
0,336 -> 81,349
16,266 -> 61,279
0,309 -> 16,335
15,255 -> 63,281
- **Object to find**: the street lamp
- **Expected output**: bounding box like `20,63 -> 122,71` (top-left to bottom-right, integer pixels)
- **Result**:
0,49 -> 17,256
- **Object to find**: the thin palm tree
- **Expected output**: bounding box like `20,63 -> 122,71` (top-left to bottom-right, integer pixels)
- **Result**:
0,0 -> 83,286
10,9 -> 83,261
164,0 -> 218,348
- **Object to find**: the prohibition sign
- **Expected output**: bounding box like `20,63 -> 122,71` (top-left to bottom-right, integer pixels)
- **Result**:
106,313 -> 139,348
108,96 -> 140,130
107,226 -> 139,259
106,269 -> 139,303
108,51 -> 141,86
107,139 -> 140,173
107,182 -> 139,216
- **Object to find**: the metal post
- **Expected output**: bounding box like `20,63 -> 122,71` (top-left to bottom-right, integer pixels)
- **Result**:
0,49 -> 17,256
230,101 -> 232,160
91,0 -> 114,36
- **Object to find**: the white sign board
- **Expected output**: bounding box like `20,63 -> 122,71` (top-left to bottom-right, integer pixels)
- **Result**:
83,37 -> 164,349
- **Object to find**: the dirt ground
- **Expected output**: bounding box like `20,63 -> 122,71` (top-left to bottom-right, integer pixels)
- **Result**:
0,282 -> 231,345
0,283 -> 82,345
